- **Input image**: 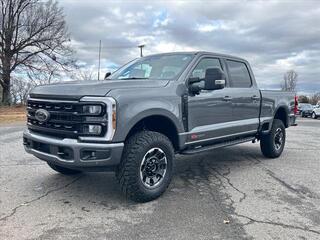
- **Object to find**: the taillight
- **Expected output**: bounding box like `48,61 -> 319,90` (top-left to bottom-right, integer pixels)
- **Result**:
294,95 -> 298,115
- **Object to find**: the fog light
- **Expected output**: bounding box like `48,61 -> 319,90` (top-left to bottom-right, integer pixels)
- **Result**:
83,105 -> 102,114
82,125 -> 102,135
81,150 -> 97,160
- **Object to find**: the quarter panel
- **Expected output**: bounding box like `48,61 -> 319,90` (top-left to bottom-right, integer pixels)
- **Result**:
260,90 -> 295,130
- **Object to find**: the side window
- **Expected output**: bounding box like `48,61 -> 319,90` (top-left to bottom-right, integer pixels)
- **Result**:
191,58 -> 222,79
226,60 -> 251,88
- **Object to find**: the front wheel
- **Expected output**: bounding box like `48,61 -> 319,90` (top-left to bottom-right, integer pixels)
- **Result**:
312,112 -> 317,119
260,119 -> 286,158
116,131 -> 174,202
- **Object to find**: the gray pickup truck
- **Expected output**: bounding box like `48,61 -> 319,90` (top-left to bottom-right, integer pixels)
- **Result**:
23,52 -> 296,202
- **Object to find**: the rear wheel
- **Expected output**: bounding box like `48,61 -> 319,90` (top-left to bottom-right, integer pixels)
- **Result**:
116,131 -> 174,202
47,162 -> 81,175
260,119 -> 286,158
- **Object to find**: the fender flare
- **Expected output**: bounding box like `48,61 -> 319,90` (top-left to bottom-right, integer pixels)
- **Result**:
114,108 -> 184,142
273,105 -> 289,127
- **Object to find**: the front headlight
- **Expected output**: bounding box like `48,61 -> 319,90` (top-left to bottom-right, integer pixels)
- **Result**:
79,96 -> 117,142
82,105 -> 102,115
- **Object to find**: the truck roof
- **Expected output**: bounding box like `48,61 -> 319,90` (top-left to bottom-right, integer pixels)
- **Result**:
146,51 -> 247,62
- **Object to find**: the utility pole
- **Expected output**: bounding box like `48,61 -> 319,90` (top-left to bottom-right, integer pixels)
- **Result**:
138,44 -> 145,57
98,40 -> 102,80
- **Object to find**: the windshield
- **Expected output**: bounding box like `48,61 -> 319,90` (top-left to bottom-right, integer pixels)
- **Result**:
109,54 -> 194,80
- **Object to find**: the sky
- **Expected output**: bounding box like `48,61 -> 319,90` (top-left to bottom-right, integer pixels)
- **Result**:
59,0 -> 320,95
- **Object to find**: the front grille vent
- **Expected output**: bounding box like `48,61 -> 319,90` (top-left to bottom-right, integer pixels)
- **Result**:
27,99 -> 106,138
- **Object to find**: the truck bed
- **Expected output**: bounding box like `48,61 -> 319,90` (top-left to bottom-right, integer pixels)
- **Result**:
259,90 -> 296,129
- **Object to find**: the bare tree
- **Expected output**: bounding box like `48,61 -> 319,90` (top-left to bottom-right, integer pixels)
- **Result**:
71,67 -> 95,81
310,92 -> 320,105
0,0 -> 73,105
10,64 -> 58,105
281,70 -> 298,92
10,75 -> 32,104
26,63 -> 61,86
298,95 -> 309,104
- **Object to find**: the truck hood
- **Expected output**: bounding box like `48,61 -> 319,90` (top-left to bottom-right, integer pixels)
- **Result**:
29,79 -> 169,100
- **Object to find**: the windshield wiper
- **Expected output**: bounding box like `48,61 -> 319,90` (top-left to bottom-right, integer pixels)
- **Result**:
119,77 -> 149,80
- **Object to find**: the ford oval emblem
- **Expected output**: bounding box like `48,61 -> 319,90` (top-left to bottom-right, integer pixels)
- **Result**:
35,109 -> 50,122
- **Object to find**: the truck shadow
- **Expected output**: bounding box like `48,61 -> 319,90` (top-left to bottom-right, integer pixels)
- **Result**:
39,143 -> 264,208
172,143 -> 263,193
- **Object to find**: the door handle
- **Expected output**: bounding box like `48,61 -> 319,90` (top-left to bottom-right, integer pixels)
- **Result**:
223,96 -> 232,101
251,95 -> 260,101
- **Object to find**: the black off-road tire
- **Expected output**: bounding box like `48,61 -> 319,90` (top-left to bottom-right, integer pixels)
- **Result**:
47,162 -> 81,175
260,119 -> 286,158
116,131 -> 175,202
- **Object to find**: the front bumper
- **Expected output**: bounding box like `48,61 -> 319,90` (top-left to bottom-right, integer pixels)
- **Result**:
302,111 -> 312,116
23,129 -> 124,171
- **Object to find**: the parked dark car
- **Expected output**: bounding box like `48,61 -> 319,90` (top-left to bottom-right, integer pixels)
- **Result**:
300,104 -> 314,117
23,51 -> 297,202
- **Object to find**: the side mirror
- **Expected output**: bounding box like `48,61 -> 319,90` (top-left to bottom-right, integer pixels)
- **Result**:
104,72 -> 111,80
204,68 -> 226,90
188,77 -> 202,95
189,81 -> 204,94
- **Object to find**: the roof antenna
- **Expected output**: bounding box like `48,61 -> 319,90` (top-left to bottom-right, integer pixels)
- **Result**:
138,44 -> 145,57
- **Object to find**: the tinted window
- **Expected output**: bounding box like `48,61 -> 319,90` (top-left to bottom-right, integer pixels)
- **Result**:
191,58 -> 222,79
227,60 -> 251,88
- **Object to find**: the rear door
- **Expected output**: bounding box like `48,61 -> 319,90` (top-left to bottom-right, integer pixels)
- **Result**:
225,59 -> 260,134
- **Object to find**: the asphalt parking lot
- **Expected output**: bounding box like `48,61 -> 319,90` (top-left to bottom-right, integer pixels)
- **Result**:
0,117 -> 320,240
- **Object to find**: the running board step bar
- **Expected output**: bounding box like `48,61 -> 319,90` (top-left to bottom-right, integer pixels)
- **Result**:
181,136 -> 255,155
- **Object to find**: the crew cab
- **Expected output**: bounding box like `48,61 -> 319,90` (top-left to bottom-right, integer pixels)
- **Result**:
23,52 -> 297,202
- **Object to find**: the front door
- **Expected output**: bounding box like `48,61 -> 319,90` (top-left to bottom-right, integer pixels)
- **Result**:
186,57 -> 234,146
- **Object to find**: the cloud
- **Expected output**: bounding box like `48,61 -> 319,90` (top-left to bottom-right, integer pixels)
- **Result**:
60,0 -> 320,94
